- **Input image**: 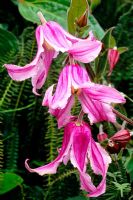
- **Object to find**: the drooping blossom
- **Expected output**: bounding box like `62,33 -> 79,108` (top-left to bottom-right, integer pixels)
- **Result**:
4,20 -> 102,95
107,47 -> 120,76
43,64 -> 126,127
25,121 -> 111,197
97,124 -> 108,142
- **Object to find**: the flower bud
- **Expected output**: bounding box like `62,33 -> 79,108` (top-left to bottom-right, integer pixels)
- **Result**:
108,47 -> 120,76
110,129 -> 131,148
76,10 -> 88,27
97,132 -> 108,142
107,129 -> 131,154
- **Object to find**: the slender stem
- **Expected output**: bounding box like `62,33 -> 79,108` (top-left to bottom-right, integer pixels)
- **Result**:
37,11 -> 47,25
125,94 -> 133,103
112,108 -> 133,126
85,63 -> 95,81
99,124 -> 103,134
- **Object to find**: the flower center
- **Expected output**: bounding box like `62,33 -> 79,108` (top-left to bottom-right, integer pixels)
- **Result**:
71,86 -> 81,96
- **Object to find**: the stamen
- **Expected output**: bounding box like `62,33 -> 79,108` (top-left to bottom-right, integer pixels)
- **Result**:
71,86 -> 81,95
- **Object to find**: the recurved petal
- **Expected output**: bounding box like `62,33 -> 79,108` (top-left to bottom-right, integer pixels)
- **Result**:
80,172 -> 96,194
4,63 -> 37,81
86,140 -> 111,197
78,92 -> 116,124
25,122 -> 73,176
68,39 -> 102,63
4,25 -> 45,86
80,82 -> 126,104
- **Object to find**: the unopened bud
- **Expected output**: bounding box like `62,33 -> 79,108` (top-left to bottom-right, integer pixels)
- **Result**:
110,129 -> 131,148
97,132 -> 108,142
76,10 -> 88,27
108,47 -> 120,76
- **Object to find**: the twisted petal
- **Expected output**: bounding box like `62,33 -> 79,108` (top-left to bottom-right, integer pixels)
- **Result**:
25,123 -> 73,176
80,141 -> 111,197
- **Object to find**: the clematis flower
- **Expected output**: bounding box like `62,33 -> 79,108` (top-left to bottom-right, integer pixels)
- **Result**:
107,47 -> 120,76
4,20 -> 102,95
43,64 -> 126,127
25,121 -> 111,197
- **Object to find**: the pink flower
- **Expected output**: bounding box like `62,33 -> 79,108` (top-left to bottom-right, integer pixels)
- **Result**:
43,64 -> 126,127
25,121 -> 111,197
4,21 -> 102,95
107,47 -> 120,76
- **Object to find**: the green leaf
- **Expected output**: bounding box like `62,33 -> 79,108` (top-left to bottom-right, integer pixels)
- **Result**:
0,172 -> 23,195
66,196 -> 87,200
88,14 -> 104,40
117,47 -> 128,54
102,27 -> 116,49
94,51 -> 108,80
67,0 -> 89,34
0,28 -> 18,70
18,0 -> 69,28
125,152 -> 133,182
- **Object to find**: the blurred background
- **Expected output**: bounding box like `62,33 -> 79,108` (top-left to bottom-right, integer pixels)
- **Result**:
0,0 -> 133,199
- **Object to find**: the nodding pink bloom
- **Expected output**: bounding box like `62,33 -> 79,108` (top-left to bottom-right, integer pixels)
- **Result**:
43,64 -> 126,127
4,21 -> 102,95
107,47 -> 120,76
25,121 -> 111,197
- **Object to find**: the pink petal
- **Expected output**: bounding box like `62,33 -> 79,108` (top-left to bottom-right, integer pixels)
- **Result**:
70,123 -> 90,171
4,26 -> 44,81
68,39 -> 102,63
78,92 -> 116,124
87,140 -> 111,197
49,96 -> 75,128
43,21 -> 81,52
43,65 -> 90,110
80,82 -> 126,104
4,25 -> 55,95
25,123 -> 73,176
80,172 -> 96,193
32,48 -> 55,95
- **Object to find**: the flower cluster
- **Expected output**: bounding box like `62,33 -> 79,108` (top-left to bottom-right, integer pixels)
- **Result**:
4,13 -> 126,197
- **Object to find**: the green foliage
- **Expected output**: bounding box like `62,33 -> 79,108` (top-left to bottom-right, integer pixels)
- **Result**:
0,29 -> 18,71
88,14 -> 104,40
18,0 -> 69,27
0,172 -> 23,195
0,0 -> 132,200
